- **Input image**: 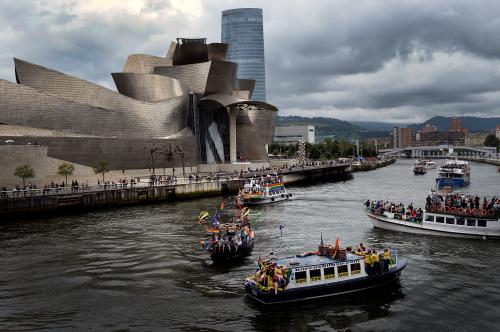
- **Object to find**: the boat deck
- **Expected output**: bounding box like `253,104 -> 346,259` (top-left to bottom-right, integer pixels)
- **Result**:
275,253 -> 361,267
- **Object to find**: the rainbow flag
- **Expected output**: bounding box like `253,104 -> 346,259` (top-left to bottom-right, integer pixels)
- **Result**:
266,183 -> 285,191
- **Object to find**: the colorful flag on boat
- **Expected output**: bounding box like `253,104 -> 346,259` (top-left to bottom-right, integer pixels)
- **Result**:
220,200 -> 224,210
332,237 -> 340,258
199,211 -> 209,221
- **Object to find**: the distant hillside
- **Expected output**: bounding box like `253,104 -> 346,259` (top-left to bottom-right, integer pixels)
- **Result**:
351,121 -> 407,132
276,116 -> 391,139
408,116 -> 500,133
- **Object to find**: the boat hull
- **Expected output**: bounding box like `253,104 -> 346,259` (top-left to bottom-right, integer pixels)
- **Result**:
209,240 -> 254,262
366,211 -> 500,239
435,177 -> 469,188
242,194 -> 291,206
245,260 -> 406,304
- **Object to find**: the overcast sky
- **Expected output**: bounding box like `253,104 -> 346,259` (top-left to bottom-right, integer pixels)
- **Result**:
1,0 -> 500,123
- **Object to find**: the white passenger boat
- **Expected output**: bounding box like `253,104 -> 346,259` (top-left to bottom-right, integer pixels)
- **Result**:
436,159 -> 470,188
245,241 -> 406,304
238,175 -> 292,206
364,198 -> 500,239
416,159 -> 436,169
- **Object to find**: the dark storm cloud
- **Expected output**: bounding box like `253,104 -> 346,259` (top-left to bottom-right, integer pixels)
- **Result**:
0,0 -> 499,122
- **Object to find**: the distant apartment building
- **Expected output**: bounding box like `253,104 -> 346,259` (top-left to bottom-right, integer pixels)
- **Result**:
392,127 -> 412,148
496,125 -> 500,139
449,117 -> 469,134
416,131 -> 465,146
421,123 -> 438,133
274,126 -> 315,144
464,132 -> 488,147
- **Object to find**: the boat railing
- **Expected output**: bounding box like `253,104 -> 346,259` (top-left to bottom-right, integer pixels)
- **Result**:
365,206 -> 423,224
425,205 -> 498,219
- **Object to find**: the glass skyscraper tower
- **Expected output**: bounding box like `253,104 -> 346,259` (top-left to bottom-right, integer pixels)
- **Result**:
221,8 -> 266,102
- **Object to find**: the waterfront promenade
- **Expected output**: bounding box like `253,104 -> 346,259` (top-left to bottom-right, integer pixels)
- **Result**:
0,160 -> 357,217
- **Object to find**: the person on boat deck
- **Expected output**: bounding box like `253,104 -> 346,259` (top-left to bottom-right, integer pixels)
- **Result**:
371,250 -> 380,275
483,198 -> 488,210
383,249 -> 391,272
364,253 -> 373,275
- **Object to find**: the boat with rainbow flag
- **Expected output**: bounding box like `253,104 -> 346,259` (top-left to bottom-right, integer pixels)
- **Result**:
238,174 -> 292,206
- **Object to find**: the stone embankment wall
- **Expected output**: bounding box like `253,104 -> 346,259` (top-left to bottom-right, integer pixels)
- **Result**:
0,180 -> 245,218
351,158 -> 396,172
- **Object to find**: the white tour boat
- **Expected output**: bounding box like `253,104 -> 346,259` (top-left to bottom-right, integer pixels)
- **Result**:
238,175 -> 292,206
364,197 -> 500,239
435,159 -> 470,188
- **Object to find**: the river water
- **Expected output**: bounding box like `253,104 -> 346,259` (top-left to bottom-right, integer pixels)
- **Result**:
1,159 -> 499,331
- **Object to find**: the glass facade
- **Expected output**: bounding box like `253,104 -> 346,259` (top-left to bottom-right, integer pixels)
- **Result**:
221,8 -> 266,102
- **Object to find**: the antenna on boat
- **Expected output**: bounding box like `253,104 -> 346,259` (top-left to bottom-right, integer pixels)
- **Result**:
320,233 -> 324,245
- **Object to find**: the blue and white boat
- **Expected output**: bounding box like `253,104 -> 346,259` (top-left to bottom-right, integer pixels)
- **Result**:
435,160 -> 470,188
244,242 -> 406,304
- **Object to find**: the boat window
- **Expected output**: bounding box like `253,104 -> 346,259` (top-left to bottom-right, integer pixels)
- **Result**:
425,215 -> 434,222
351,263 -> 361,275
446,217 -> 455,225
456,217 -> 465,225
478,220 -> 487,227
337,265 -> 348,277
324,267 -> 335,279
295,271 -> 307,283
466,219 -> 476,227
309,269 -> 321,282
436,216 -> 444,223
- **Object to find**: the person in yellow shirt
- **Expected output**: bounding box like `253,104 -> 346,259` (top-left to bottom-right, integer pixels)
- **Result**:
364,253 -> 373,275
383,248 -> 392,272
371,250 -> 380,275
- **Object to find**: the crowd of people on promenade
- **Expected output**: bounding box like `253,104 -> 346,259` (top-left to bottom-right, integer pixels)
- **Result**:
365,199 -> 424,222
426,193 -> 500,216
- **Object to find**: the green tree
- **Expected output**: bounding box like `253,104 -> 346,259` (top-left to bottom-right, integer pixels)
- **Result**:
93,160 -> 109,183
14,164 -> 35,188
484,134 -> 500,151
308,145 -> 321,159
57,162 -> 75,185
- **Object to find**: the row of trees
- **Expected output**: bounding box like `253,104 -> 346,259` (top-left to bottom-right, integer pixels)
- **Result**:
484,134 -> 500,151
13,161 -> 110,188
269,139 -> 379,160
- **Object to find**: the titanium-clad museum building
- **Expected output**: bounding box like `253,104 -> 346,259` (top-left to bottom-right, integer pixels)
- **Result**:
0,38 -> 278,172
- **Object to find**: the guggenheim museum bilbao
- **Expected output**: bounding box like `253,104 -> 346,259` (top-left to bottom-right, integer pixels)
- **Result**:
0,38 -> 278,176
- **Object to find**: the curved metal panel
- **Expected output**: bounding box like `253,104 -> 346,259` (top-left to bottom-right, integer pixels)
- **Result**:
205,61 -> 238,96
237,79 -> 256,98
207,43 -> 229,62
12,58 -> 189,137
112,73 -> 187,102
0,79 -> 188,139
122,54 -> 172,74
153,62 -> 211,95
173,43 -> 208,65
236,108 -> 276,161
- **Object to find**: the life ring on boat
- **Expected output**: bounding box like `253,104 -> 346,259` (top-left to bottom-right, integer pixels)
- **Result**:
445,206 -> 451,213
488,209 -> 495,216
437,206 -> 444,212
271,197 -> 275,202
450,207 -> 457,213
430,205 -> 437,212
457,208 -> 465,215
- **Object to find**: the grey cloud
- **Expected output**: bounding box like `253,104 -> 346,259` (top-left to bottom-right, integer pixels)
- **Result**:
1,0 -> 500,123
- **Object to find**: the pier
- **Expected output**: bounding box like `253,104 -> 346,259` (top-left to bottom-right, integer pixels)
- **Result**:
0,162 -> 353,217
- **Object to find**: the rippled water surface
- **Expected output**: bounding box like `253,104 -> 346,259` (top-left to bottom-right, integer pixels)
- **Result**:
1,160 -> 499,331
